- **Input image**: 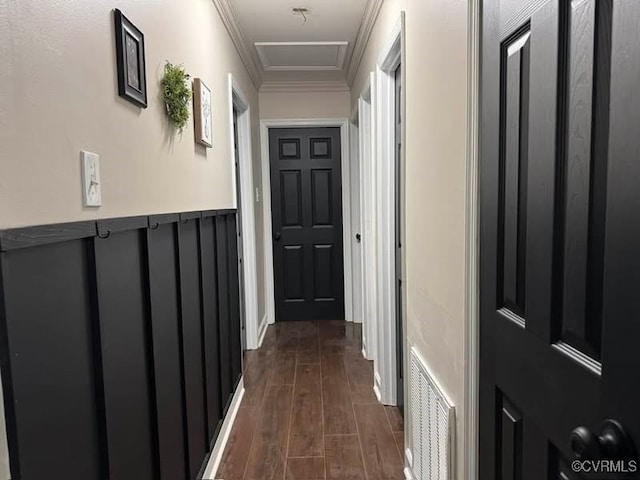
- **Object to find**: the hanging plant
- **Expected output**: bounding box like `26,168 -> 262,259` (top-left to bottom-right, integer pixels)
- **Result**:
161,62 -> 191,133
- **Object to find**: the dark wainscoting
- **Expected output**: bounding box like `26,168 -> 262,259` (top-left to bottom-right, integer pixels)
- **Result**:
0,209 -> 243,480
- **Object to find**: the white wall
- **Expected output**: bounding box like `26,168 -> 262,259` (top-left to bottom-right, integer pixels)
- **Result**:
351,0 -> 471,477
0,0 -> 260,229
259,90 -> 351,120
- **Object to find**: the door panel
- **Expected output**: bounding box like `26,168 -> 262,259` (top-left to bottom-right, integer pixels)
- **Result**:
270,128 -> 345,321
481,0 -> 640,478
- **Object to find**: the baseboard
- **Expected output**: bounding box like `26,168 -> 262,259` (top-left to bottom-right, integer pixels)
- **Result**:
201,378 -> 245,479
257,314 -> 268,348
373,383 -> 382,402
404,448 -> 414,479
361,347 -> 367,359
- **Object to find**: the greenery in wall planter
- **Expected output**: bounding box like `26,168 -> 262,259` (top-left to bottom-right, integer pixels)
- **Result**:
161,62 -> 191,134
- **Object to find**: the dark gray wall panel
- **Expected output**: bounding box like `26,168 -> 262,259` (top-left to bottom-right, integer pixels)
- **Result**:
177,220 -> 207,479
0,241 -> 103,479
147,224 -> 188,480
199,216 -> 222,443
94,230 -> 156,480
227,215 -> 242,389
215,215 -> 232,413
0,210 -> 242,479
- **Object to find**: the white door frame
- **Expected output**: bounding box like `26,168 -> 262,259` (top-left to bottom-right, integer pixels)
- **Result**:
374,15 -> 404,406
260,118 -> 352,325
464,0 -> 481,478
227,74 -> 260,351
349,109 -> 364,329
358,74 -> 377,364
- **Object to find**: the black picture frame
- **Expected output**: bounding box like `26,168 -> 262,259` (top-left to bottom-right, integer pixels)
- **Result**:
114,9 -> 147,108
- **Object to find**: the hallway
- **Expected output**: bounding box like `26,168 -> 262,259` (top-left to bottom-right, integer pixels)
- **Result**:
216,321 -> 405,479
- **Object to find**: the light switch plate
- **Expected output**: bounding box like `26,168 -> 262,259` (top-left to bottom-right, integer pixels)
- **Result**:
81,151 -> 102,207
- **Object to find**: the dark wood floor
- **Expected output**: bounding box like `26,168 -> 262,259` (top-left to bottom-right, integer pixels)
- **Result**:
215,320 -> 405,480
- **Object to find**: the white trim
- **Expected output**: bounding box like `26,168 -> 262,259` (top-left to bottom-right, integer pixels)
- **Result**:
349,113 -> 364,327
260,81 -> 350,93
211,0 -> 261,89
373,383 -> 382,402
374,14 -> 404,406
228,74 -> 260,350
464,1 -> 481,479
201,378 -> 245,479
346,0 -> 385,86
405,447 -> 413,468
260,118 -> 352,323
358,73 -> 377,364
257,313 -> 268,348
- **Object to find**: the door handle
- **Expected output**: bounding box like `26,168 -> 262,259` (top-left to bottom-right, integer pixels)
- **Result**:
356,233 -> 361,243
570,420 -> 634,460
274,232 -> 281,241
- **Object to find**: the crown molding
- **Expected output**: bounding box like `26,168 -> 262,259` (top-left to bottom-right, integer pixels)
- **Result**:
260,81 -> 350,93
260,81 -> 350,94
346,0 -> 384,87
211,0 -> 262,89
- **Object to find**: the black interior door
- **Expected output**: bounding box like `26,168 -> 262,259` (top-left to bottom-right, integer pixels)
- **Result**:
269,127 -> 345,322
480,1 -> 640,478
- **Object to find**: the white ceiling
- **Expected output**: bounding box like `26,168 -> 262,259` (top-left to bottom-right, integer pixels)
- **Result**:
228,0 -> 374,84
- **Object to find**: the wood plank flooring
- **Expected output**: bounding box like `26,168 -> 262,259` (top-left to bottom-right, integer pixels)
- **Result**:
216,321 -> 405,480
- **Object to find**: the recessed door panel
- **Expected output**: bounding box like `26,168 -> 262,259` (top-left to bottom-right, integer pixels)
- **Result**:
281,170 -> 303,228
283,245 -> 304,301
313,244 -> 334,300
311,169 -> 334,226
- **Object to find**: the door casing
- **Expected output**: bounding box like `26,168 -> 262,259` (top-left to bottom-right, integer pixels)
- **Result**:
260,118 -> 352,331
358,75 -> 377,366
227,74 -> 260,351
374,13 -> 404,407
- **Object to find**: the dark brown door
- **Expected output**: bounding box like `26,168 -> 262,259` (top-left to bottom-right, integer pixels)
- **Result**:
481,1 -> 640,479
269,127 -> 345,321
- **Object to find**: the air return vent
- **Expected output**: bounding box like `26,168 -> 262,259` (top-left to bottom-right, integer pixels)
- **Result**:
408,347 -> 455,480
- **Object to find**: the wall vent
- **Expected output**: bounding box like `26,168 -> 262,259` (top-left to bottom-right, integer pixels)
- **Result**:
408,347 -> 455,480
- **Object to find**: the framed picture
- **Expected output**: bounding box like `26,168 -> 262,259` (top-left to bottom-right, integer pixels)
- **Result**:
114,9 -> 147,108
193,79 -> 213,147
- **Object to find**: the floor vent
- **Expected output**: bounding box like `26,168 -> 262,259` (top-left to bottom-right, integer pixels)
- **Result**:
408,347 -> 455,480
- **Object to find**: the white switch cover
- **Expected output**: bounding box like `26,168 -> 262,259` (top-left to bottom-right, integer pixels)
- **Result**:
81,151 -> 102,207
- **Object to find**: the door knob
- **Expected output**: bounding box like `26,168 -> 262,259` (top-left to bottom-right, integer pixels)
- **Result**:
570,420 -> 634,460
356,233 -> 361,243
274,232 -> 281,241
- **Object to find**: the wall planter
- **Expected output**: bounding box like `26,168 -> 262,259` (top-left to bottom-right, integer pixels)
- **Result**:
161,62 -> 191,133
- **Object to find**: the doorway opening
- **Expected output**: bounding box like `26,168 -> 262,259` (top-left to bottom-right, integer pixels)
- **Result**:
260,119 -> 352,327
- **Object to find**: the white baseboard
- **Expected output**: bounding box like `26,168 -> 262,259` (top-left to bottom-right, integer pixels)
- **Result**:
373,371 -> 383,402
361,347 -> 367,359
201,378 -> 245,479
373,384 -> 382,402
404,448 -> 414,479
257,314 -> 268,348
